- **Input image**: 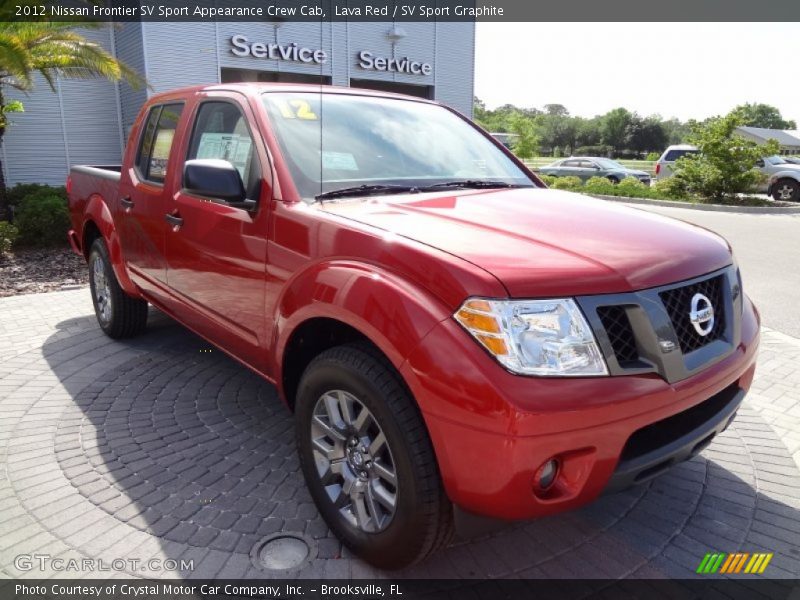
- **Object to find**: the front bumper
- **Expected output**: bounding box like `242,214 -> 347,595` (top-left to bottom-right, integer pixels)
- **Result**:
603,383 -> 742,494
400,295 -> 759,520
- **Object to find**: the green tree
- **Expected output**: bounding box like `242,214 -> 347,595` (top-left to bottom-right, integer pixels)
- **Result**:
535,111 -> 578,156
509,113 -> 538,159
600,107 -> 633,153
626,115 -> 668,156
671,112 -> 779,201
473,98 -> 515,132
0,17 -> 144,215
575,117 -> 602,148
661,117 -> 691,145
731,103 -> 796,130
543,103 -> 569,117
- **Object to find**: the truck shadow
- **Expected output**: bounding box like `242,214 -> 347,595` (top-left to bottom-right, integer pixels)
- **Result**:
39,309 -> 800,582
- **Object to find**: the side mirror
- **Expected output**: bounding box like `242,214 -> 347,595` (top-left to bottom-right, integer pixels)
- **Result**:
183,159 -> 246,202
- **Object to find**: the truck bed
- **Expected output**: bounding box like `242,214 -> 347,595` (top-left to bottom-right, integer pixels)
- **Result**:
67,165 -> 122,255
71,165 -> 122,180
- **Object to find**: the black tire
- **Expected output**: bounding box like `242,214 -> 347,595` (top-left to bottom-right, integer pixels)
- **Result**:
88,238 -> 148,339
772,178 -> 800,202
607,176 -> 620,184
295,343 -> 454,569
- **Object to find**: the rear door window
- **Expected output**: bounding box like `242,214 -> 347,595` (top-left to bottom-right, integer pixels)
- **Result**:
136,108 -> 159,177
136,103 -> 184,184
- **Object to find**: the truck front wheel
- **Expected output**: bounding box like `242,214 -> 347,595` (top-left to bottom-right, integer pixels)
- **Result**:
295,343 -> 454,569
772,178 -> 799,202
88,238 -> 148,339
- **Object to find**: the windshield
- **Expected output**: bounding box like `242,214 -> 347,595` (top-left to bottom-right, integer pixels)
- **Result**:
764,155 -> 787,165
262,93 -> 534,201
594,158 -> 625,169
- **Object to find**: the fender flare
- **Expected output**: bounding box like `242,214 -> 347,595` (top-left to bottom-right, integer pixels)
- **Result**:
270,260 -> 452,398
771,170 -> 800,185
83,195 -> 139,297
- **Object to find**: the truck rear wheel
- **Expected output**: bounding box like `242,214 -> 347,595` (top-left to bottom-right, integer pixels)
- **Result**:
295,343 -> 454,569
88,238 -> 148,339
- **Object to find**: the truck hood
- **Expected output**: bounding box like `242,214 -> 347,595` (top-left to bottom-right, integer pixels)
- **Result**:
319,187 -> 732,297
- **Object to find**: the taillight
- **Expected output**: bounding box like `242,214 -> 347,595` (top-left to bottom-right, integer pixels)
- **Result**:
655,163 -> 661,175
66,175 -> 72,196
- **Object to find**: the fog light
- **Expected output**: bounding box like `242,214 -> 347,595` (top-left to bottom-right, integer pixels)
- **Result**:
536,459 -> 559,490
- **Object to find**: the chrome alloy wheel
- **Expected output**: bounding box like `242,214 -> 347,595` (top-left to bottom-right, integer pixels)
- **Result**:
310,390 -> 398,533
776,183 -> 796,200
92,256 -> 112,324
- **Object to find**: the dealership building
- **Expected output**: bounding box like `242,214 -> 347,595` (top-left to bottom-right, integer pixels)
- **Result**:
3,21 -> 475,186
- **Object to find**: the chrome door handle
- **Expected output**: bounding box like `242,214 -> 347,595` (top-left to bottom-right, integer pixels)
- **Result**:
120,197 -> 134,209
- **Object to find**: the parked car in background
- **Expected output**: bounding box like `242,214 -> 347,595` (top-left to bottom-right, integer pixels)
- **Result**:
540,157 -> 651,184
757,155 -> 800,201
654,144 -> 699,180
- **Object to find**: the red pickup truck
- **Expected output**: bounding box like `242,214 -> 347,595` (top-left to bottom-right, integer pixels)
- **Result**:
67,84 -> 759,569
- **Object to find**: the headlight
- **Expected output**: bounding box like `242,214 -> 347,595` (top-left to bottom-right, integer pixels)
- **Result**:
454,298 -> 608,376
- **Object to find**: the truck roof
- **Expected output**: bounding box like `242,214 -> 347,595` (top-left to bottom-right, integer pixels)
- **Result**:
146,82 -> 439,106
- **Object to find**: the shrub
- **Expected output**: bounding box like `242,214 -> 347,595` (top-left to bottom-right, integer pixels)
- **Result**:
651,177 -> 690,200
538,174 -> 556,186
672,112 -> 779,201
549,176 -> 583,190
614,177 -> 651,198
7,183 -> 67,207
645,152 -> 660,161
0,221 -> 18,254
14,193 -> 70,246
583,176 -> 617,196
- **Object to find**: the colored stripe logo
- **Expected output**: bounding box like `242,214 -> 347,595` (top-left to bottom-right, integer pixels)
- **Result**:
696,552 -> 773,574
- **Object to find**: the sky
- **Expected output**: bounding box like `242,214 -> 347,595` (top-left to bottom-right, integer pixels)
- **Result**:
475,23 -> 799,125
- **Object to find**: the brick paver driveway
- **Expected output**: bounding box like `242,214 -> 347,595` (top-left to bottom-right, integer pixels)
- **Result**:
1,290 -> 799,579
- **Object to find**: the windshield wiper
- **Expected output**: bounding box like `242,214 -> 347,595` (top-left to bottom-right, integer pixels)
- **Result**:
314,180 -> 526,202
416,180 -> 524,191
315,184 -> 419,202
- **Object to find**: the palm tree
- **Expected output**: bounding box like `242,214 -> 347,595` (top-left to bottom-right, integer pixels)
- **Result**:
0,20 -> 144,216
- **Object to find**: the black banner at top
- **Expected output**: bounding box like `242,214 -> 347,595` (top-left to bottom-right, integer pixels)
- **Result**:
7,0 -> 800,22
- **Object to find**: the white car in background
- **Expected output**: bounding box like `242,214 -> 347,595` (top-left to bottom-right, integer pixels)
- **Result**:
757,155 -> 800,202
654,144 -> 699,181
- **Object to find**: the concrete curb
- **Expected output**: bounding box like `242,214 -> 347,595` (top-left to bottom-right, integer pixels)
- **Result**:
590,193 -> 800,214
